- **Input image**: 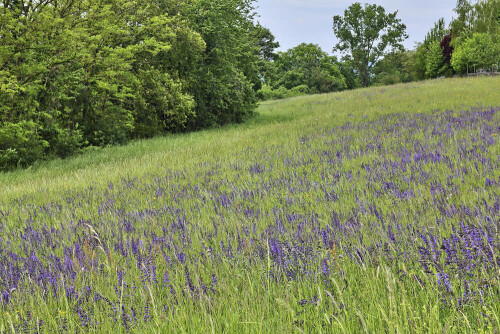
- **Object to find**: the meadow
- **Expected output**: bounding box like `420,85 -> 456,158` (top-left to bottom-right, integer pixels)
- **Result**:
0,77 -> 499,333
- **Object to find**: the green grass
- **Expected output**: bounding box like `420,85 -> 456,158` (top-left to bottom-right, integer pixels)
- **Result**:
1,76 -> 498,203
0,77 -> 499,333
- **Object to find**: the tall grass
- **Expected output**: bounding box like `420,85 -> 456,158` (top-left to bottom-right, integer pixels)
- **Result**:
1,77 -> 498,202
0,77 -> 499,333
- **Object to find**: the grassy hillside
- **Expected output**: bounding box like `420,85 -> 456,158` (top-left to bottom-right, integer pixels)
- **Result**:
1,77 -> 499,202
0,77 -> 499,333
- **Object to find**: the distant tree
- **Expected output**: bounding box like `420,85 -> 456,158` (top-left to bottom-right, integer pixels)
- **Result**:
337,61 -> 361,90
425,41 -> 446,78
273,43 -> 346,93
440,32 -> 454,65
447,0 -> 499,74
452,0 -> 475,40
412,18 -> 450,79
372,51 -> 415,85
423,18 -> 449,46
451,33 -> 500,73
452,0 -> 500,42
249,22 -> 281,92
251,23 -> 280,61
332,2 -> 408,87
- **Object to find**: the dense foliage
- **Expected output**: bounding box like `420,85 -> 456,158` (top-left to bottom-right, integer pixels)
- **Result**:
371,51 -> 414,86
0,0 -> 273,170
411,18 -> 451,80
452,0 -> 500,41
392,0 -> 500,82
332,3 -> 408,87
257,43 -> 347,101
451,32 -> 500,73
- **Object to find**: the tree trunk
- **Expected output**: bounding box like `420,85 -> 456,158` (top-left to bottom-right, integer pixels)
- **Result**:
363,67 -> 369,87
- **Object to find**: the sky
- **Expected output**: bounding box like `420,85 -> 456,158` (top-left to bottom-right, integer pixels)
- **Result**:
254,0 -> 458,55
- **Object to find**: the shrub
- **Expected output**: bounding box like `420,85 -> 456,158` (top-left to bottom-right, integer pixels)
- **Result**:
291,85 -> 310,94
257,85 -> 292,101
0,121 -> 48,171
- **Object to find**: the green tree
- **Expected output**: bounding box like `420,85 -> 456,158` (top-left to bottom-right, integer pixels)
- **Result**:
178,0 -> 262,128
250,22 -> 280,91
425,41 -> 446,78
337,60 -> 361,90
251,23 -> 280,61
372,51 -> 415,85
272,43 -> 346,93
451,32 -> 500,73
332,2 -> 408,87
412,18 -> 450,80
452,0 -> 500,42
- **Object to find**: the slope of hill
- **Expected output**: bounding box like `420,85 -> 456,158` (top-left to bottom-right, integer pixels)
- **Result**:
1,77 -> 499,202
0,77 -> 499,332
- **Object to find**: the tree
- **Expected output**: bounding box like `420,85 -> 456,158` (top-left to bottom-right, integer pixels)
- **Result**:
412,18 -> 449,80
251,23 -> 280,62
272,43 -> 346,93
452,0 -> 500,42
372,51 -> 415,85
250,22 -> 280,91
179,0 -> 262,129
451,33 -> 500,73
425,41 -> 446,78
440,32 -> 453,66
337,60 -> 361,90
448,1 -> 499,74
0,0 -> 203,144
332,2 -> 408,87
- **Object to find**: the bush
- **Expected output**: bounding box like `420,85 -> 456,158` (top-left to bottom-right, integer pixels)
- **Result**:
373,73 -> 401,86
0,121 -> 48,171
291,85 -> 310,94
257,85 -> 290,101
50,128 -> 84,159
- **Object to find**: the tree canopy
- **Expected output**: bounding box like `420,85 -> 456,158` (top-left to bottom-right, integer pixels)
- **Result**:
408,0 -> 500,81
332,2 -> 408,87
274,43 -> 346,93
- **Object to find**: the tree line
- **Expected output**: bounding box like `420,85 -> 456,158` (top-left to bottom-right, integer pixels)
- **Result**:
260,0 -> 499,98
1,0 -> 499,170
0,0 -> 276,170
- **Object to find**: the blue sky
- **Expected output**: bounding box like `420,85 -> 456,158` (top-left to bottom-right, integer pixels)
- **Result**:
254,0 -> 457,54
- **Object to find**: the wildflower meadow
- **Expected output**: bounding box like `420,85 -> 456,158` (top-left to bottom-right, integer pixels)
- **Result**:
0,77 -> 499,333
